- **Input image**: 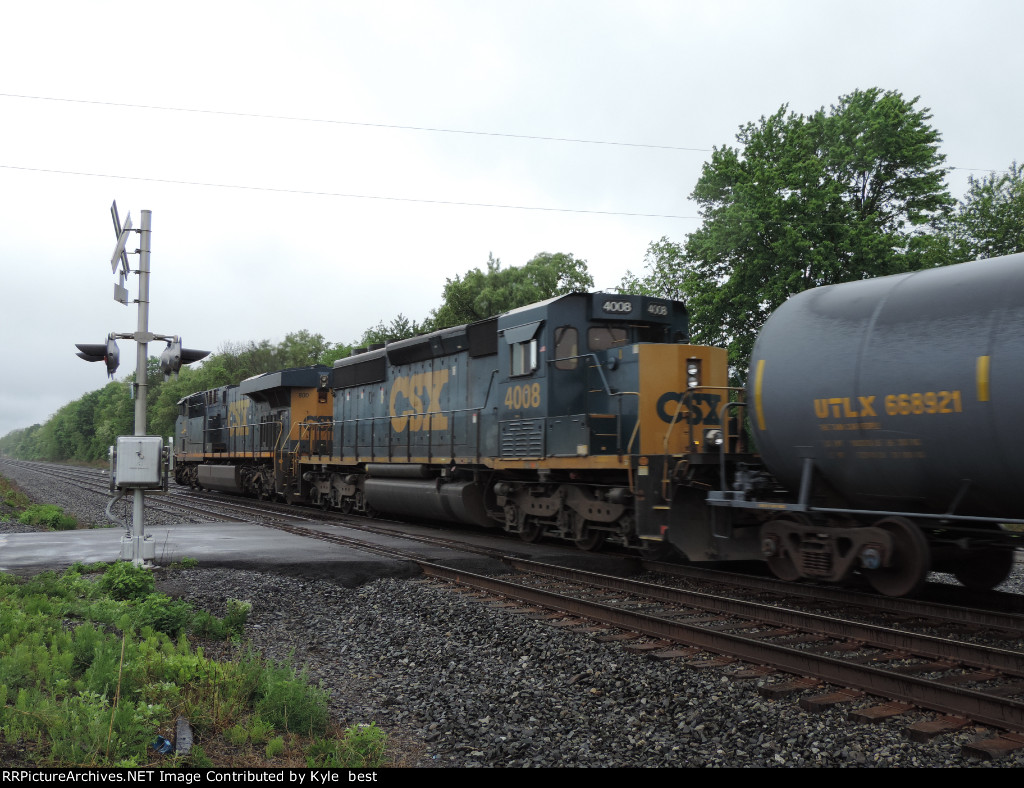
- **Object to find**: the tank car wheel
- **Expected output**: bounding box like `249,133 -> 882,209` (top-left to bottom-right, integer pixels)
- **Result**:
866,517 -> 930,597
763,515 -> 810,582
952,548 -> 1014,591
339,498 -> 353,515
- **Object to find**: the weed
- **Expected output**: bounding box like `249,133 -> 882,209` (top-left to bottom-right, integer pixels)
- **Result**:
252,656 -> 329,736
1,476 -> 30,509
186,745 -> 213,767
134,594 -> 194,637
265,736 -> 285,759
17,504 -> 77,530
0,563 -> 391,767
306,724 -> 388,768
98,563 -> 155,601
224,599 -> 251,636
224,724 -> 249,746
247,716 -> 274,745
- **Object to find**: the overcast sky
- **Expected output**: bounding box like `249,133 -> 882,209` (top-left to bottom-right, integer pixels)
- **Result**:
1,0 -> 1021,440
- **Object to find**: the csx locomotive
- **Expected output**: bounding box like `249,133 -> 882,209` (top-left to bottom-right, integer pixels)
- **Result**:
174,253 -> 1024,596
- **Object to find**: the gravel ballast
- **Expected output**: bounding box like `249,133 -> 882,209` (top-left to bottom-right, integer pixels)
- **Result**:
2,460 -> 1023,767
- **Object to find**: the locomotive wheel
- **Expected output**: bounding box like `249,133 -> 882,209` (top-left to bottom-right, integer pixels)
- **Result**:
866,517 -> 930,597
518,521 -> 543,543
952,548 -> 1014,591
574,528 -> 606,552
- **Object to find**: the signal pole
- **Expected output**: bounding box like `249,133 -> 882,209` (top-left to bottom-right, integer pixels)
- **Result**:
129,210 -> 152,566
77,204 -> 208,566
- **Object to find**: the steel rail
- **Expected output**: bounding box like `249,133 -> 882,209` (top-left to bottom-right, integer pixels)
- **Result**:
508,558 -> 1024,675
642,560 -> 1024,633
420,562 -> 1024,732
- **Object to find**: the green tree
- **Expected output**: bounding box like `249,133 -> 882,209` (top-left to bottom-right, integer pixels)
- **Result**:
624,88 -> 953,377
275,330 -> 333,368
358,314 -> 423,348
431,251 -> 593,328
619,237 -> 687,302
3,251 -> 597,458
948,161 -> 1024,260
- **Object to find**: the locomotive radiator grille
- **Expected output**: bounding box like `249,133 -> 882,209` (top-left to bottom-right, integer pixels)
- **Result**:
500,418 -> 545,458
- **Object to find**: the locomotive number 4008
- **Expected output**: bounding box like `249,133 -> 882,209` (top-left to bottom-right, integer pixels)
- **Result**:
505,382 -> 542,410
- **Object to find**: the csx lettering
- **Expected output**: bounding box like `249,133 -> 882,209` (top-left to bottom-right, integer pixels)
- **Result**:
884,390 -> 962,416
647,303 -> 668,316
602,300 -> 633,313
813,396 -> 877,419
656,392 -> 721,425
389,370 -> 450,432
227,400 -> 250,436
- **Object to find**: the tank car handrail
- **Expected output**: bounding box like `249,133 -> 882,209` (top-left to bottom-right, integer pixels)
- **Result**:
717,400 -> 748,492
805,506 -> 1024,527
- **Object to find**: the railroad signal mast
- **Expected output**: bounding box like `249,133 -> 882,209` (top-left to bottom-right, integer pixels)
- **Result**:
74,202 -> 209,566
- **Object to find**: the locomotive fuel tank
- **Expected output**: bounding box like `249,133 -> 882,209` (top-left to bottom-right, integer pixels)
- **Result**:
749,252 -> 1024,519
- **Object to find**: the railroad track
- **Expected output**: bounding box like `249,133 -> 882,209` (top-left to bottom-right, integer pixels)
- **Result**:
199,507 -> 1024,752
8,459 -> 1024,756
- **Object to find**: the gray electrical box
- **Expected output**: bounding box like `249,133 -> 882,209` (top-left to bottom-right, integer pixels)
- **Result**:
114,436 -> 164,488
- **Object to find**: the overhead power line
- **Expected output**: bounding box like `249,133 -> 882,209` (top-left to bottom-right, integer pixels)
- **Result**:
0,92 -> 712,153
0,164 -> 698,220
0,91 -> 1006,173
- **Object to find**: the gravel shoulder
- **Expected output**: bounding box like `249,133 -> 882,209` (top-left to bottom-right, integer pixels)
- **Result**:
3,460 -> 1023,767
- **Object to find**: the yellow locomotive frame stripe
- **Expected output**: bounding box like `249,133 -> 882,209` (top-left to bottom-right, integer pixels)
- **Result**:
976,355 -> 991,402
754,359 -> 767,431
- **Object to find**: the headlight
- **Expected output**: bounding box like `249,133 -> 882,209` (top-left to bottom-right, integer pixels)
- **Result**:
687,359 -> 701,388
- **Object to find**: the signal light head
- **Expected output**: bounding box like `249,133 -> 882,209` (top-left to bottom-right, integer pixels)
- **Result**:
160,339 -> 209,380
75,338 -> 120,378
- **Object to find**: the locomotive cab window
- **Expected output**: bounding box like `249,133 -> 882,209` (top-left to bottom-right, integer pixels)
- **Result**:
510,338 -> 538,376
633,324 -> 673,344
504,320 -> 542,377
554,326 -> 579,370
588,325 -> 629,352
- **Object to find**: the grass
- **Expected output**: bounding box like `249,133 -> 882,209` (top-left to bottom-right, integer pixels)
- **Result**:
0,475 -> 31,521
0,563 -> 390,768
1,475 -> 77,530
